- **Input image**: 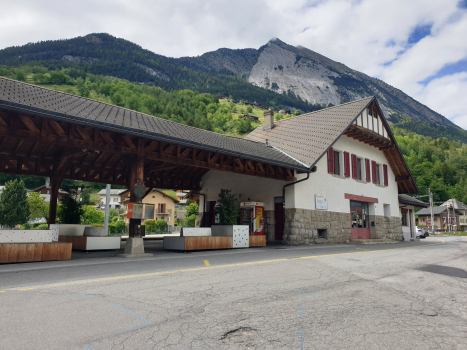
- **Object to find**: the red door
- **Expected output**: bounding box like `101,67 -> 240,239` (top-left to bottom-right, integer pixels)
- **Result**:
350,202 -> 370,239
275,202 -> 284,241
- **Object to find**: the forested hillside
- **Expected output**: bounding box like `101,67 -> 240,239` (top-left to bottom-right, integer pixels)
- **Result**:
393,127 -> 467,204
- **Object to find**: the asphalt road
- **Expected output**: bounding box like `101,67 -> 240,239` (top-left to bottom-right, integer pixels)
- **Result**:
0,236 -> 466,349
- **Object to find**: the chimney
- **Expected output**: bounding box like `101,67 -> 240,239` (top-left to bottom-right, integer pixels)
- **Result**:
45,177 -> 51,188
263,109 -> 274,131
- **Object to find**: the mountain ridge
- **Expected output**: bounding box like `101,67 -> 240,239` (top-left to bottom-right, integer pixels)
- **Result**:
0,33 -> 457,130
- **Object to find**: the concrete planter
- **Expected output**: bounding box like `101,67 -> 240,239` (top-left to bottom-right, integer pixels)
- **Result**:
84,227 -> 106,236
57,224 -> 91,236
0,229 -> 54,243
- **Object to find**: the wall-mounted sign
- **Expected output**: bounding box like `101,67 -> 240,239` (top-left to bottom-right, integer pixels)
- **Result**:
315,193 -> 328,210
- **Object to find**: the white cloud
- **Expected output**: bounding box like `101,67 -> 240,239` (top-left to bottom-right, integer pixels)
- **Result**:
415,72 -> 467,128
0,0 -> 466,128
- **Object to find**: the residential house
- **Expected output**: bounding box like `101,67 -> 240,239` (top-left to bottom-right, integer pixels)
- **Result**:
417,198 -> 467,231
97,188 -> 127,209
121,188 -> 179,226
175,190 -> 189,205
200,96 -> 417,244
31,185 -> 68,203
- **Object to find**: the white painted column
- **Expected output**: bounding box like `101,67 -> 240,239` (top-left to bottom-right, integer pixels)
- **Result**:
104,184 -> 111,236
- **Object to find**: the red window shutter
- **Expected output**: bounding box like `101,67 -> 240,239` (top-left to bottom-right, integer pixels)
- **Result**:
383,164 -> 388,186
371,161 -> 377,184
351,154 -> 357,179
365,158 -> 371,182
344,152 -> 350,177
327,148 -> 334,174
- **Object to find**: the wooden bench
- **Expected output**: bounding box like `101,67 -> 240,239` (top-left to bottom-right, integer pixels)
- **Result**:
0,242 -> 72,263
164,226 -> 266,251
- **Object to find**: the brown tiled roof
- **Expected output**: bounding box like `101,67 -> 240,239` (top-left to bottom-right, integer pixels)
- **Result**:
245,96 -> 374,167
0,77 -> 308,172
398,194 -> 429,208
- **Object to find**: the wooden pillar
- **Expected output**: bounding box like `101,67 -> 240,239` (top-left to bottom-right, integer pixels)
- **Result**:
128,156 -> 145,237
48,176 -> 62,224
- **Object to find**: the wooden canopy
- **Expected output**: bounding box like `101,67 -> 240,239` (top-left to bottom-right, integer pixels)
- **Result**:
0,109 -> 299,223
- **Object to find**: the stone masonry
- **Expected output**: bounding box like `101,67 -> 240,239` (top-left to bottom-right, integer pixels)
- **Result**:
373,216 -> 403,241
283,208 -> 403,245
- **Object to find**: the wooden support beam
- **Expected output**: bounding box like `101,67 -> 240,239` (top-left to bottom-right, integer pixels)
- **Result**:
395,175 -> 410,182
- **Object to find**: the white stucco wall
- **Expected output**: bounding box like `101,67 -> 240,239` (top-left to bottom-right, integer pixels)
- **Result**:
400,205 -> 415,241
200,170 -> 290,211
292,135 -> 399,216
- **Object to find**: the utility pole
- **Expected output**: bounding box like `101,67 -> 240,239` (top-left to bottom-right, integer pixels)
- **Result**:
429,188 -> 434,234
413,188 -> 435,234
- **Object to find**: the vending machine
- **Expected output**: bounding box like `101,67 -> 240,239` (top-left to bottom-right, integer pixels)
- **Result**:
240,202 -> 265,235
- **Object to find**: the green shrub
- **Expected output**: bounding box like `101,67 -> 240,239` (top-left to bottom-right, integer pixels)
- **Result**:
115,220 -> 126,234
21,222 -> 33,230
155,219 -> 168,233
92,224 -> 104,227
183,214 -> 196,227
37,224 -> 49,230
81,205 -> 104,224
108,223 -> 116,235
144,219 -> 156,233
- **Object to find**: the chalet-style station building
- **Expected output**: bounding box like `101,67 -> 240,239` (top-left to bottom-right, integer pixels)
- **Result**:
200,97 -> 417,244
0,77 -> 417,247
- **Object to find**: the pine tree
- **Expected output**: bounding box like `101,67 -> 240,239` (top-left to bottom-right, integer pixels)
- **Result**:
0,179 -> 29,228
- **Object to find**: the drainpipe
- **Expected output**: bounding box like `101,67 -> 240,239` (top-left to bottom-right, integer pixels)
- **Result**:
281,166 -> 317,237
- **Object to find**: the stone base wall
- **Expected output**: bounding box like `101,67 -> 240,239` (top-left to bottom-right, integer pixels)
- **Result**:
283,209 -> 351,245
283,208 -> 403,245
373,216 -> 403,241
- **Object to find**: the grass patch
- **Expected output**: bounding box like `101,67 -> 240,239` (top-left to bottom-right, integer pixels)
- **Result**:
438,231 -> 467,236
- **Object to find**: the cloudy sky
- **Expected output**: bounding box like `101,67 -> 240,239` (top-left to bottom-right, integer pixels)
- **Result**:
1,0 -> 467,128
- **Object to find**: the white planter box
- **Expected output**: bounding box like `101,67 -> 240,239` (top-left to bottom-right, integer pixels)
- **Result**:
211,225 -> 249,248
86,236 -> 121,250
0,230 -> 53,243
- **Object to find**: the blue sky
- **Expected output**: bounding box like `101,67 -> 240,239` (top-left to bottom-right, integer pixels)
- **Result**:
0,0 -> 466,128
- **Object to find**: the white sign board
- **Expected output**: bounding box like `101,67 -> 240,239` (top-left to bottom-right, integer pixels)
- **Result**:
315,193 -> 328,210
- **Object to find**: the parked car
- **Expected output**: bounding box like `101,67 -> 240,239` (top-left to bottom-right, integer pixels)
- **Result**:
415,226 -> 427,238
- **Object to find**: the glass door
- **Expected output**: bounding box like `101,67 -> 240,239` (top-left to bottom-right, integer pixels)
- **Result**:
350,201 -> 370,239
